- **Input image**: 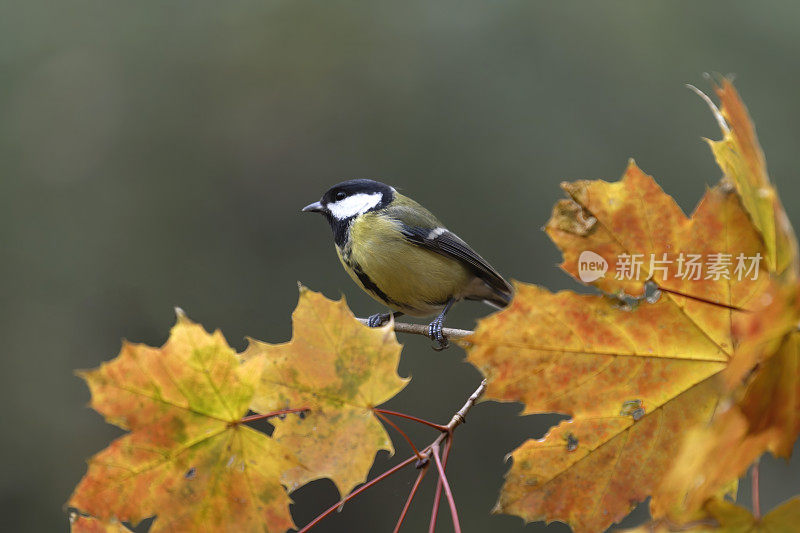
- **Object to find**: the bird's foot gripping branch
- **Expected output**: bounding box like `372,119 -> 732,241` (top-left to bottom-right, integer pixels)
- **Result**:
70,80 -> 800,533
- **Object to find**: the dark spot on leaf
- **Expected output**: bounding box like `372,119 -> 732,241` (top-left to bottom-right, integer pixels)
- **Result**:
185,467 -> 196,480
565,433 -> 578,452
620,399 -> 645,420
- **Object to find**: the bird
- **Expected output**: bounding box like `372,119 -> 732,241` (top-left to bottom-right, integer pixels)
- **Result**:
302,179 -> 513,349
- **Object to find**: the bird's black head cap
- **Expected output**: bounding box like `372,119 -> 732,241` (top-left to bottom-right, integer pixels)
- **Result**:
303,179 -> 396,246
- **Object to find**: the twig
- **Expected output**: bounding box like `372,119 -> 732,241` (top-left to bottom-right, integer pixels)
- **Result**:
299,380 -> 487,532
424,378 -> 487,458
428,437 -> 452,532
752,459 -> 761,520
431,441 -> 461,533
427,380 -> 485,531
357,318 -> 474,340
297,455 -> 418,533
393,465 -> 428,533
444,379 -> 486,432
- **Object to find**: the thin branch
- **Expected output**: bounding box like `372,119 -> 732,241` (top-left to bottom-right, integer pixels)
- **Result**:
445,379 -> 486,432
297,454 -> 418,533
235,407 -> 309,425
300,380 -> 487,532
393,465 -> 429,533
752,458 -> 761,519
428,437 -> 452,533
376,411 -> 423,461
357,318 -> 474,340
431,442 -> 461,533
374,408 -> 449,432
428,379 -> 486,532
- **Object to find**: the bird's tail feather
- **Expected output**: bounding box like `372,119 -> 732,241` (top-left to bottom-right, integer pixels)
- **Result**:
483,285 -> 513,309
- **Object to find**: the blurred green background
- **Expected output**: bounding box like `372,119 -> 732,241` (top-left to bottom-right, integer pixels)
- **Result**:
2,1 -> 800,531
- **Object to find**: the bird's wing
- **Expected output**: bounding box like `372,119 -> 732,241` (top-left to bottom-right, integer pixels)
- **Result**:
397,222 -> 513,298
383,197 -> 513,302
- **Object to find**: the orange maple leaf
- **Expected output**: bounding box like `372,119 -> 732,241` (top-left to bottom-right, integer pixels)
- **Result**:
68,312 -> 298,532
466,83 -> 799,532
468,281 -> 729,531
240,286 -> 409,497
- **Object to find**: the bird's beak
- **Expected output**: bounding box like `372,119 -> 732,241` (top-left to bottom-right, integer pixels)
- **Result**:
302,201 -> 324,213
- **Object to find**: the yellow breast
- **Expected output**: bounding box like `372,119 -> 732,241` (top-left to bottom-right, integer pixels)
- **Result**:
336,213 -> 472,317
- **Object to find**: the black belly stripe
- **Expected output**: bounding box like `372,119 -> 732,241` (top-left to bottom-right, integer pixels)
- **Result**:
351,263 -> 400,307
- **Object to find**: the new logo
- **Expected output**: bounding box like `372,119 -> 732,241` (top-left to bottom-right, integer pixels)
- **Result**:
578,251 -> 608,282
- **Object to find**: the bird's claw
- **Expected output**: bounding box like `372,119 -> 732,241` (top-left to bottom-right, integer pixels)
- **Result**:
428,318 -> 449,351
367,312 -> 391,328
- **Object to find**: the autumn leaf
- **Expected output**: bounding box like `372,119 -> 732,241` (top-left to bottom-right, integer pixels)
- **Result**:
652,83 -> 800,521
701,80 -> 800,395
654,330 -> 800,518
698,80 -> 800,391
68,312 -> 298,532
240,286 -> 409,497
724,283 -> 800,389
705,80 -> 798,278
626,496 -> 800,532
468,283 -> 727,531
466,161 -> 782,531
654,405 -> 776,521
69,514 -> 132,533
464,81 -> 800,532
548,162 -> 769,347
733,329 -> 800,458
697,497 -> 800,533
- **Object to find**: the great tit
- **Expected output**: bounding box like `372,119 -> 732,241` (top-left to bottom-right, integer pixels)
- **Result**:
302,179 -> 513,349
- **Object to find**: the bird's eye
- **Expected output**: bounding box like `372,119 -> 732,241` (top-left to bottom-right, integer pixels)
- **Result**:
335,191 -> 347,201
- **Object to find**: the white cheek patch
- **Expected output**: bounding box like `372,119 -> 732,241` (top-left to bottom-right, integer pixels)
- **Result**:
328,192 -> 383,219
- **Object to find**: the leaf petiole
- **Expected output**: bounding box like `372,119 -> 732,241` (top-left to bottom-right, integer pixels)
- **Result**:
373,408 -> 449,432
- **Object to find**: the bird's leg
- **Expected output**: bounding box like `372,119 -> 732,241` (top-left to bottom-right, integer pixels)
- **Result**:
428,298 -> 456,351
367,311 -> 403,328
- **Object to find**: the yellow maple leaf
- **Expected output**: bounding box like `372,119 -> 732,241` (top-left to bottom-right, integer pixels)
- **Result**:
626,496 -> 800,532
68,312 -> 298,532
705,79 -> 798,278
240,286 -> 409,497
